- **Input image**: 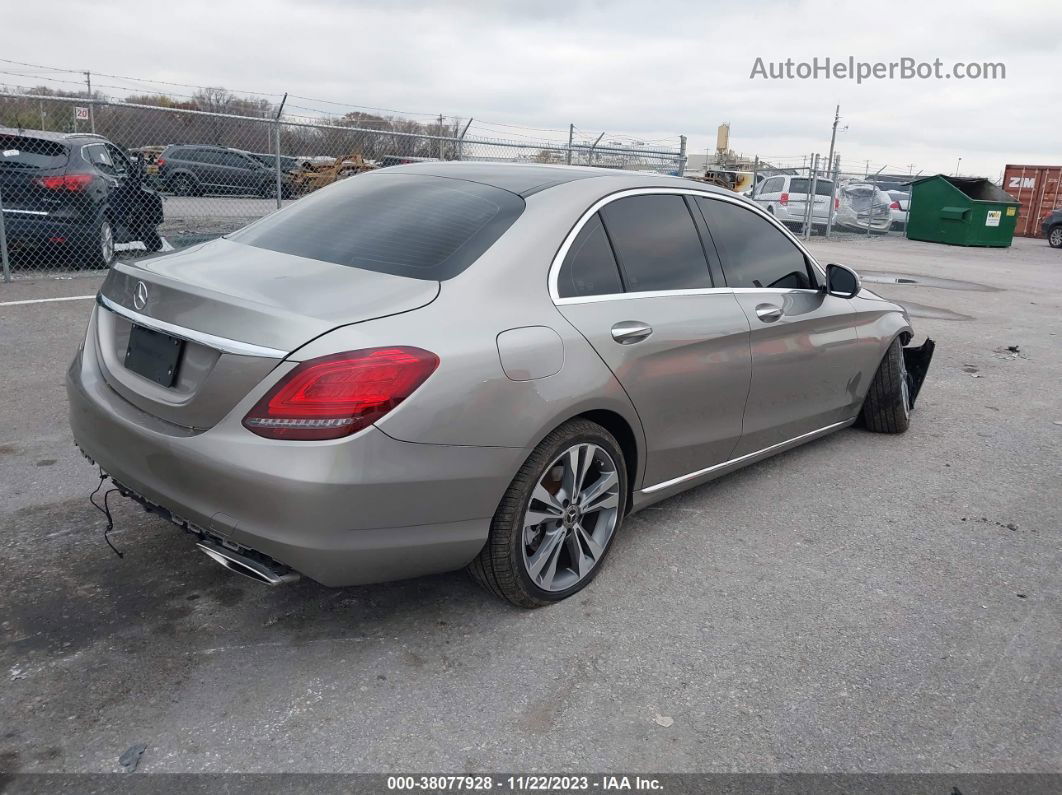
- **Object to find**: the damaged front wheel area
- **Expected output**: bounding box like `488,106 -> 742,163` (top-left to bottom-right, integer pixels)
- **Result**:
861,337 -> 935,434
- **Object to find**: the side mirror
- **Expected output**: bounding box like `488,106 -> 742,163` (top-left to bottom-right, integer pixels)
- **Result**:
826,263 -> 861,299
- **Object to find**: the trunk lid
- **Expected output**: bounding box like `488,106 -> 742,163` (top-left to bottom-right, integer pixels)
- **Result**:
0,133 -> 71,214
94,237 -> 440,429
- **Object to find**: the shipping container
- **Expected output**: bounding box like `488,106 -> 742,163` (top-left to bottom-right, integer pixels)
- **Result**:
1002,164 -> 1062,238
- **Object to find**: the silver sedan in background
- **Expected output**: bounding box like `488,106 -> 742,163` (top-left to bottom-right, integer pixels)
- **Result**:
68,162 -> 934,607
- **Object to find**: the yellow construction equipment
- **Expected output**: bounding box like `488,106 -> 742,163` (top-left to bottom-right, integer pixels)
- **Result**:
289,154 -> 375,195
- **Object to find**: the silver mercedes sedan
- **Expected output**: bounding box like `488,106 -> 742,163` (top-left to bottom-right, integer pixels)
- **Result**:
67,162 -> 934,607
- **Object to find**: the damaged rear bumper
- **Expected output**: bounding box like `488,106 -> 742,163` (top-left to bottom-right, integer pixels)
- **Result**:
903,338 -> 935,407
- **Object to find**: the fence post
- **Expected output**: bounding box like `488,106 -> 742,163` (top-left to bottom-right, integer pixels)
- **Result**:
566,124 -> 574,166
0,182 -> 10,283
457,118 -> 473,161
678,135 -> 687,176
805,153 -> 820,240
273,93 -> 287,211
825,155 -> 840,239
801,153 -> 813,238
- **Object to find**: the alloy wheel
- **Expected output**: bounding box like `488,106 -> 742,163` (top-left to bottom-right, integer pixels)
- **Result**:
100,220 -> 114,265
521,443 -> 621,592
899,348 -> 911,419
1050,227 -> 1062,248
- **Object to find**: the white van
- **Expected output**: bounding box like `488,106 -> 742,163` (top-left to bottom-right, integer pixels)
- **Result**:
751,175 -> 835,230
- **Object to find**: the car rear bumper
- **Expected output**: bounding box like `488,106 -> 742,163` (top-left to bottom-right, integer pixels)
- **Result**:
1,211 -> 95,248
66,338 -> 524,587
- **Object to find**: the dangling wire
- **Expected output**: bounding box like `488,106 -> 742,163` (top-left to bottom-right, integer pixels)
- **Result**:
89,470 -> 124,558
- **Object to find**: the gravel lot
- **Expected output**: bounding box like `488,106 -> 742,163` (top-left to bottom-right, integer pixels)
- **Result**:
0,234 -> 1059,774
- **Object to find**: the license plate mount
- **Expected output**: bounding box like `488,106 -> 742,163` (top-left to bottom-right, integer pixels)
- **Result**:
125,324 -> 184,387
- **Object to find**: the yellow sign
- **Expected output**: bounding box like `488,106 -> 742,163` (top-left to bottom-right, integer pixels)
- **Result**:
1006,207 -> 1016,216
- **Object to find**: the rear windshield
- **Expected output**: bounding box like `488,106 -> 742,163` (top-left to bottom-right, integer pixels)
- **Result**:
230,173 -> 524,280
788,178 -> 834,197
0,135 -> 68,170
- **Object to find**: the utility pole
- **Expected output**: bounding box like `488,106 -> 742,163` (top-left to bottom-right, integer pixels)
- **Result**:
85,71 -> 95,133
955,156 -> 962,176
566,124 -> 574,166
825,105 -> 840,189
437,114 -> 444,160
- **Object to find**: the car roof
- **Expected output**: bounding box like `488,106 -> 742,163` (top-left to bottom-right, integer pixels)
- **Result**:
0,126 -> 109,144
383,160 -> 715,198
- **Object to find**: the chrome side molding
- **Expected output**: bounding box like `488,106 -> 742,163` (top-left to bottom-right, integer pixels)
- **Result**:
641,420 -> 851,494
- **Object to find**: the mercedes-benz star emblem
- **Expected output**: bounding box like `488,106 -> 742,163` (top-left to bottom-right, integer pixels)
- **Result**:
133,281 -> 149,311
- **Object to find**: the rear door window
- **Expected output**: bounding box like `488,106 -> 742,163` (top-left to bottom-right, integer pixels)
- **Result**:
84,144 -> 116,175
599,194 -> 711,293
0,135 -> 68,170
788,178 -> 834,197
557,213 -> 624,298
231,173 -> 524,281
697,198 -> 814,290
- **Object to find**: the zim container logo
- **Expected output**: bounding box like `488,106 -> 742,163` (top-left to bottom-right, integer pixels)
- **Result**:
1008,176 -> 1035,189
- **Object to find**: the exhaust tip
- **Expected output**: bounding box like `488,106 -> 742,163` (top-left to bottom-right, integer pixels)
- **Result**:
196,542 -> 300,586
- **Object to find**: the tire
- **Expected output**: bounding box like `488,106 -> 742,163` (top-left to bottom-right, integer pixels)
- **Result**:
1048,225 -> 1062,249
259,180 -> 277,199
468,419 -> 628,608
860,337 -> 911,434
170,174 -> 197,196
86,216 -> 116,269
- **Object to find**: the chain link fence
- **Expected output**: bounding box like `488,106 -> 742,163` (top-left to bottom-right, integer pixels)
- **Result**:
696,155 -> 913,241
0,92 -> 687,281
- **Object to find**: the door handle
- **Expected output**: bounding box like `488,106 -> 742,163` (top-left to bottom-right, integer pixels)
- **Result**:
755,304 -> 783,322
611,321 -> 653,344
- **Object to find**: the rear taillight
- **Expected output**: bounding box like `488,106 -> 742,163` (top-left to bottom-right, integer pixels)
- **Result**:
779,192 -> 789,206
242,347 -> 439,441
156,157 -> 166,168
834,197 -> 839,209
35,174 -> 92,192
890,200 -> 901,210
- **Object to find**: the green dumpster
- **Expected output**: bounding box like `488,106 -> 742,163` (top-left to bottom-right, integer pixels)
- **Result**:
906,175 -> 1020,247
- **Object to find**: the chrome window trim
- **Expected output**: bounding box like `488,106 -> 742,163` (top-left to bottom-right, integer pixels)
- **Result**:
97,294 -> 288,359
548,186 -> 826,305
641,419 -> 850,494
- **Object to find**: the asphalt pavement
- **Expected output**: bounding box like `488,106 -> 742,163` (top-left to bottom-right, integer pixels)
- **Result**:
0,234 -> 1059,774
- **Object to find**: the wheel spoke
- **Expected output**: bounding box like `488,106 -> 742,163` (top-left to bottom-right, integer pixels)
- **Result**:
527,529 -> 565,588
531,483 -> 564,515
579,471 -> 619,511
560,447 -> 581,500
566,529 -> 587,579
575,523 -> 604,560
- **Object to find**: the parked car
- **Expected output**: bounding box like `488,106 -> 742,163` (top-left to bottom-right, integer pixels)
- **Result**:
835,183 -> 894,233
239,150 -> 301,173
751,174 -> 835,231
1042,207 -> 1062,248
888,190 -> 910,230
0,128 -> 164,268
68,162 -> 933,607
157,144 -> 290,197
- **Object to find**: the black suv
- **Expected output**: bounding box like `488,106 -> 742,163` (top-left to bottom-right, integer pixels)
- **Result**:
0,129 -> 164,268
1041,208 -> 1062,249
158,144 -> 290,197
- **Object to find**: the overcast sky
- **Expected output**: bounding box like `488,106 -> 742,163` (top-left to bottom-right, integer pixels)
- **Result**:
2,0 -> 1059,178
